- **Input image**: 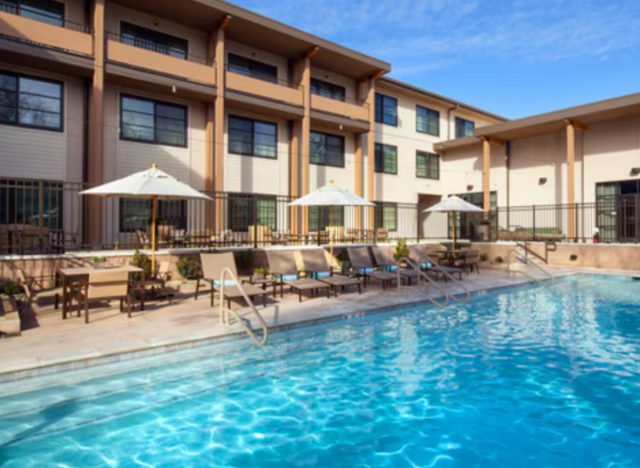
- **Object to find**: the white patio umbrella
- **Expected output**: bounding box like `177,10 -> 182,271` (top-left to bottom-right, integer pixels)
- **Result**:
80,164 -> 212,271
423,195 -> 484,250
289,182 -> 374,255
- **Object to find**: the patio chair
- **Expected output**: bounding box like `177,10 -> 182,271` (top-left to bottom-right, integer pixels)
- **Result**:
370,245 -> 419,285
453,250 -> 480,274
266,251 -> 331,302
135,230 -> 150,248
15,268 -> 65,312
143,261 -> 175,304
408,244 -> 464,281
77,270 -> 134,323
346,247 -> 398,289
300,249 -> 362,297
198,253 -> 268,308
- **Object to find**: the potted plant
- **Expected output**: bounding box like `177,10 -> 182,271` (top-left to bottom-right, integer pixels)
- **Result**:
253,266 -> 267,280
131,250 -> 152,280
91,255 -> 107,268
176,256 -> 200,281
393,238 -> 410,263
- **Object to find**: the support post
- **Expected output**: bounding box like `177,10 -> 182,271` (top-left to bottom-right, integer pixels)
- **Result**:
565,120 -> 576,241
481,137 -> 491,241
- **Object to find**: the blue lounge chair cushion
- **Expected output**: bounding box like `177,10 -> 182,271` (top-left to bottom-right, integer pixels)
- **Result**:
357,267 -> 375,275
310,271 -> 331,279
213,279 -> 236,287
382,265 -> 398,272
420,262 -> 433,269
278,274 -> 298,281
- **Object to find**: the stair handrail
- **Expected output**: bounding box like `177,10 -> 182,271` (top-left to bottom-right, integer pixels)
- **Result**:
404,255 -> 470,303
394,257 -> 450,308
219,267 -> 269,346
506,249 -> 553,282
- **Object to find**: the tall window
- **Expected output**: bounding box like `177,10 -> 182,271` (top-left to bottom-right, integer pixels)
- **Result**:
121,22 -> 189,59
0,71 -> 62,131
228,116 -> 277,158
310,131 -> 344,167
455,117 -> 475,138
309,206 -> 344,231
0,178 -> 63,228
374,143 -> 397,174
120,95 -> 187,147
375,93 -> 398,126
120,199 -> 186,233
374,202 -> 397,231
416,151 -> 440,179
310,78 -> 346,101
228,195 -> 277,232
416,105 -> 439,136
2,0 -> 65,27
227,54 -> 278,84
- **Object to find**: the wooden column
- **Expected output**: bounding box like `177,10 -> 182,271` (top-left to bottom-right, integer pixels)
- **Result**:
482,137 -> 491,219
204,103 -> 215,231
289,120 -> 301,235
354,133 -> 363,229
213,15 -> 230,233
364,75 -> 378,230
565,120 -> 579,240
86,0 -> 105,248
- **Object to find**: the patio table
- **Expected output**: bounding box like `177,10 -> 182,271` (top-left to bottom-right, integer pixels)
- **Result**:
57,265 -> 145,319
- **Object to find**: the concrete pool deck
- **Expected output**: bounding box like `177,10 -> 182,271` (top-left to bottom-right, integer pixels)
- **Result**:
1,265 -> 638,379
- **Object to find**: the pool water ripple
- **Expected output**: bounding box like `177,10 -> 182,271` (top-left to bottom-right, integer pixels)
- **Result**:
0,275 -> 639,466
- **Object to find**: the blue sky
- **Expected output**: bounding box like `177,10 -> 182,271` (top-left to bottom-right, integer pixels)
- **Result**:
231,0 -> 640,119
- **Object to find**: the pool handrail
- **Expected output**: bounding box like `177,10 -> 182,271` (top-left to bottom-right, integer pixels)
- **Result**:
395,256 -> 452,308
403,255 -> 471,304
506,248 -> 553,282
218,267 -> 269,346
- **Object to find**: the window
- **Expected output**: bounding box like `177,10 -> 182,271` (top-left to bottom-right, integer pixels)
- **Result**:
375,143 -> 397,174
120,95 -> 187,147
120,199 -> 186,233
455,117 -> 475,138
0,71 -> 63,131
450,191 -> 497,241
416,105 -> 439,136
309,206 -> 344,231
228,195 -> 277,232
375,93 -> 397,126
416,151 -> 440,179
3,0 -> 65,27
0,178 -> 63,228
228,116 -> 277,158
374,202 -> 397,231
227,54 -> 278,84
310,78 -> 346,101
310,131 -> 344,167
121,22 -> 189,59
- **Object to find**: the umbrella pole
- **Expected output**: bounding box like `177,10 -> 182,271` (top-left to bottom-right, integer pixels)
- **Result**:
151,196 -> 157,275
452,211 -> 457,251
329,207 -> 333,258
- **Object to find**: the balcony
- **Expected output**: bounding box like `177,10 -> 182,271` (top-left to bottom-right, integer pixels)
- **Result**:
0,4 -> 92,57
106,34 -> 216,87
226,71 -> 304,108
311,94 -> 369,122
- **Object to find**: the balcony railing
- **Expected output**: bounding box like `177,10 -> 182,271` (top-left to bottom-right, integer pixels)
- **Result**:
225,63 -> 304,107
106,32 -> 210,65
0,0 -> 91,33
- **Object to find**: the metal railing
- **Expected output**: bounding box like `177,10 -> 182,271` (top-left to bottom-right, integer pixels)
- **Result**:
505,248 -> 553,282
0,0 -> 91,33
105,32 -> 211,65
395,257 -> 449,308
402,255 -> 470,304
218,267 -> 268,345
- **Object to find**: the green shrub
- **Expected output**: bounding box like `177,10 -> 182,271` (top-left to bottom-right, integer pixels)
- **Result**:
131,250 -> 152,279
1,282 -> 23,296
253,266 -> 266,277
393,239 -> 410,262
177,256 -> 200,280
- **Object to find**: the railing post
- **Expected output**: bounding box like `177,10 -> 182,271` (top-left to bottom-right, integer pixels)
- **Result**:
532,205 -> 536,241
252,195 -> 258,249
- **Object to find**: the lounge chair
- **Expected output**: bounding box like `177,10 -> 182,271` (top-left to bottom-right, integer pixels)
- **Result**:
370,245 -> 419,285
77,270 -> 134,323
267,251 -> 331,302
199,253 -> 269,308
300,249 -> 362,297
408,244 -> 463,281
346,247 -> 397,289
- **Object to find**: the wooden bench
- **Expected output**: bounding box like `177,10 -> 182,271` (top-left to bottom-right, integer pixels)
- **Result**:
0,297 -> 21,336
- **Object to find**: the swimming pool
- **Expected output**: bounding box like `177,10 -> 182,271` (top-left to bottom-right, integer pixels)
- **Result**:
0,275 -> 639,466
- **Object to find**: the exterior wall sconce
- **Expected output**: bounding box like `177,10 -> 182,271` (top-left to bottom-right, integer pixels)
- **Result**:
539,177 -> 547,185
630,167 -> 640,176
466,185 -> 473,191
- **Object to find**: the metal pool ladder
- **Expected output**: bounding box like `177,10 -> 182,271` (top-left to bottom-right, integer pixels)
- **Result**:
506,248 -> 553,283
396,256 -> 471,307
218,268 -> 269,346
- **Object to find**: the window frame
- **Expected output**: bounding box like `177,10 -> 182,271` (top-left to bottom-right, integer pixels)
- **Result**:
416,105 -> 440,136
227,193 -> 278,232
375,93 -> 398,126
310,78 -> 346,102
228,115 -> 278,159
0,69 -> 64,132
119,198 -> 187,234
455,117 -> 475,138
416,151 -> 440,180
4,0 -> 65,27
374,143 -> 398,175
119,94 -> 188,148
374,202 -> 398,232
227,53 -> 278,84
0,178 -> 64,229
120,21 -> 189,60
309,206 -> 344,231
310,131 -> 345,168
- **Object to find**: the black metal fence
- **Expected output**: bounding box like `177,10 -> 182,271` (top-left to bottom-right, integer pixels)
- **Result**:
0,179 -> 423,254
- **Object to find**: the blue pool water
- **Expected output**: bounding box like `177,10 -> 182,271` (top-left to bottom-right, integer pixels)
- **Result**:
0,275 -> 639,467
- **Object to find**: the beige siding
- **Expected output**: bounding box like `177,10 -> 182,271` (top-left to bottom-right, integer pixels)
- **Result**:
0,64 -> 83,182
309,126 -> 356,193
